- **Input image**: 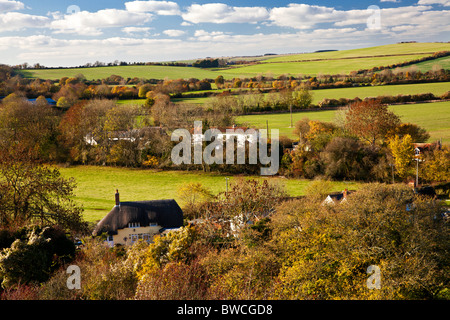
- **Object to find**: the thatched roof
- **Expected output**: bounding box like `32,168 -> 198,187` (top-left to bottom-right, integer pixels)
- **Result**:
93,199 -> 183,236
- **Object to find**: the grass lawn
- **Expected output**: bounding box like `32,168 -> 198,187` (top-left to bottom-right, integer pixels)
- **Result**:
59,166 -> 361,223
237,101 -> 450,144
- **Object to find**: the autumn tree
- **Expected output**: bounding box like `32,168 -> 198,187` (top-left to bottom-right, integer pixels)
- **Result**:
292,118 -> 309,142
0,94 -> 60,160
214,75 -> 225,89
292,87 -> 313,109
58,99 -> 116,164
345,100 -> 401,145
420,146 -> 450,183
388,134 -> 414,179
388,123 -> 430,143
0,152 -> 86,233
201,179 -> 287,239
177,182 -> 213,219
320,137 -> 380,180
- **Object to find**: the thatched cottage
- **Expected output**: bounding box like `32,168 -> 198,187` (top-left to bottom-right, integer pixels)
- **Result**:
92,190 -> 184,246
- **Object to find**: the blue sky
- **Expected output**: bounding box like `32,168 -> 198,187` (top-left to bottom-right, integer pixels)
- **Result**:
0,0 -> 449,66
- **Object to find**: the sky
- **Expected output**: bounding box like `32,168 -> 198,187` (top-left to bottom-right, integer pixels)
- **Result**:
0,0 -> 449,67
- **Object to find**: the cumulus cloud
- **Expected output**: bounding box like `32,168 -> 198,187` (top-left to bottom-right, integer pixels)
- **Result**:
418,0 -> 450,7
0,0 -> 24,12
0,12 -> 49,32
182,3 -> 269,24
125,1 -> 181,15
269,4 -> 363,29
417,0 -> 450,6
122,26 -> 152,35
163,29 -> 186,37
50,9 -> 153,35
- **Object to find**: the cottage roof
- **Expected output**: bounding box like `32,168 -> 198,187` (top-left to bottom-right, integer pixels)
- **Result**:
92,199 -> 183,236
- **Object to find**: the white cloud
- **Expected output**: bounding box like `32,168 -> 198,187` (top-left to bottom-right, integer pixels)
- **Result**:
182,3 -> 269,24
50,9 -> 153,35
380,0 -> 400,2
163,29 -> 186,37
122,26 -> 152,35
267,2 -> 450,37
0,0 -> 24,12
191,29 -> 229,41
0,12 -> 49,32
269,4 -> 348,29
125,1 -> 181,15
417,0 -> 450,6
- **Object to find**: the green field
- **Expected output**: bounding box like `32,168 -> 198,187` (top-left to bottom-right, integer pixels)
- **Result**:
20,65 -> 221,81
168,82 -> 450,106
219,54 -> 437,78
218,43 -> 450,78
311,82 -> 450,103
263,43 -> 450,63
396,55 -> 450,73
237,101 -> 450,144
59,166 -> 361,222
20,42 -> 450,81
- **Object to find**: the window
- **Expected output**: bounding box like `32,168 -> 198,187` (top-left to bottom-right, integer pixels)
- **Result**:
130,234 -> 138,243
149,222 -> 158,227
128,222 -> 140,228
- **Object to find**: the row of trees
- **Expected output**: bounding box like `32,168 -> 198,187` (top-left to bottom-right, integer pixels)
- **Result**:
1,180 -> 448,300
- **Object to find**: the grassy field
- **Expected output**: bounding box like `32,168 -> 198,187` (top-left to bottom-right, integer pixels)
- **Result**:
219,54 -> 437,78
58,166 -> 361,222
167,81 -> 450,106
20,65 -> 221,81
263,43 -> 450,63
396,55 -> 450,73
311,82 -> 450,103
237,101 -> 450,143
20,43 -> 450,81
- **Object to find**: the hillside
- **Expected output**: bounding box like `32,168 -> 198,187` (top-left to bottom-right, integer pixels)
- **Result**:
18,42 -> 450,81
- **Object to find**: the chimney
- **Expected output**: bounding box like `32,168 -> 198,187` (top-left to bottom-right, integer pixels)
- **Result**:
115,189 -> 120,207
343,189 -> 348,199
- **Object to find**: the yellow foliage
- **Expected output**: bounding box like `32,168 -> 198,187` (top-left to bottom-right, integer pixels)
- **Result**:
142,155 -> 159,168
388,134 -> 414,179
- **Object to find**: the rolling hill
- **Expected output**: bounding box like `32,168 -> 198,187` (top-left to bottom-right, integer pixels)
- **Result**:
18,42 -> 450,81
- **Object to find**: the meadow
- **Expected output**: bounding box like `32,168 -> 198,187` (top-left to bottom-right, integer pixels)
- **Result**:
218,54 -> 437,78
119,81 -> 450,106
396,55 -> 450,73
20,65 -> 221,81
59,166 -> 361,222
20,42 -> 450,81
262,43 -> 450,63
237,101 -> 450,143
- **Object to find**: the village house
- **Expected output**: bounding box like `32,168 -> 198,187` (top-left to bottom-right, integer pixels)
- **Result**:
84,126 -> 165,146
322,189 -> 353,206
92,190 -> 184,246
412,141 -> 442,154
